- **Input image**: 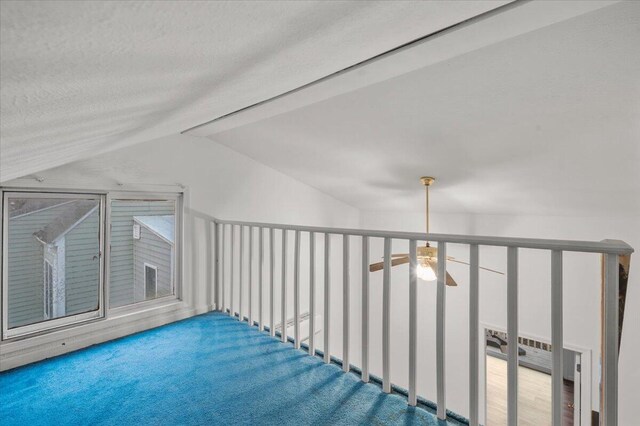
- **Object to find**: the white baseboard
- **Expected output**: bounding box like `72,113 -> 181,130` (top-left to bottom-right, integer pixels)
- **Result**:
0,302 -> 214,371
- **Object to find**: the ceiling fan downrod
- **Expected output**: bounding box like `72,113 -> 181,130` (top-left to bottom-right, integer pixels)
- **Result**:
420,176 -> 435,248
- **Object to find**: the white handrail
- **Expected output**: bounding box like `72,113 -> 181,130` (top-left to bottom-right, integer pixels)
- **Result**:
215,218 -> 633,255
198,211 -> 633,426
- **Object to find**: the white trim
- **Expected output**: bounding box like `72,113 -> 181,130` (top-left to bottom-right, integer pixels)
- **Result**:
0,301 -> 210,372
133,217 -> 174,246
43,259 -> 54,319
10,200 -> 76,220
52,205 -> 100,244
143,263 -> 158,300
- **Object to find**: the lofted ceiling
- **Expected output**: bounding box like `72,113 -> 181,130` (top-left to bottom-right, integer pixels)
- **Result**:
202,1 -> 640,217
0,0 -> 510,182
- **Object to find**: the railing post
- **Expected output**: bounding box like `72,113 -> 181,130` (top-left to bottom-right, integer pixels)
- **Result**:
239,225 -> 244,321
259,227 -> 264,331
343,234 -> 350,372
230,225 -> 235,318
601,253 -> 619,426
309,232 -> 316,356
507,247 -> 519,426
221,223 -> 226,314
269,228 -> 275,337
436,242 -> 447,420
248,226 -> 253,325
408,239 -> 418,406
382,237 -> 392,393
469,244 -> 480,426
281,229 -> 288,343
551,250 -> 563,426
324,233 -> 331,364
361,236 -> 370,383
206,220 -> 213,309
294,230 -> 301,349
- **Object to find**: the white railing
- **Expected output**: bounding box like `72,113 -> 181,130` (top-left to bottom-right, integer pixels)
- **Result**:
191,211 -> 633,426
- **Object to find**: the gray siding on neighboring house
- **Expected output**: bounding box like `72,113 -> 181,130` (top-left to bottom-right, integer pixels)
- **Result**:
64,208 -> 100,315
7,201 -> 99,328
7,209 -> 51,328
133,226 -> 173,302
109,201 -> 175,308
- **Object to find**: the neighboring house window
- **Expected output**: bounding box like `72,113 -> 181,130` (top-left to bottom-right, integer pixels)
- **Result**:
43,261 -> 53,319
144,264 -> 158,300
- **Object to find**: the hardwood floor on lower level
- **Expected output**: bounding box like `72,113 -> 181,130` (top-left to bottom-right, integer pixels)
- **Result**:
486,356 -> 574,425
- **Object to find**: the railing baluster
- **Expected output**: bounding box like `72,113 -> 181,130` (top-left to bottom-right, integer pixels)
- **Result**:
436,242 -> 447,419
259,227 -> 264,331
343,235 -> 350,373
281,229 -> 288,343
269,228 -> 275,337
206,220 -> 213,309
324,233 -> 331,364
601,253 -> 619,426
309,232 -> 316,356
249,226 -> 253,325
507,247 -> 519,426
239,225 -> 244,321
221,224 -> 226,314
382,237 -> 392,393
408,240 -> 418,406
230,225 -> 235,318
361,236 -> 370,383
294,230 -> 301,349
551,250 -> 563,426
469,244 -> 480,426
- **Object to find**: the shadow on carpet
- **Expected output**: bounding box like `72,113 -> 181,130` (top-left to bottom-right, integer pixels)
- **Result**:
0,312 -> 464,425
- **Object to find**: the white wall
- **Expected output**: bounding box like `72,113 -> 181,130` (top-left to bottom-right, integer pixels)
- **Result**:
361,210 -> 639,424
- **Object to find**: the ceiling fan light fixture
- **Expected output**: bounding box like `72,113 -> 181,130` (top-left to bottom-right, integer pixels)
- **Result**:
416,263 -> 437,282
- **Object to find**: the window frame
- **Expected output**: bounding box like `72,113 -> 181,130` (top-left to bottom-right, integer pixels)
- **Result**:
105,192 -> 182,314
1,191 -> 106,339
0,188 -> 184,341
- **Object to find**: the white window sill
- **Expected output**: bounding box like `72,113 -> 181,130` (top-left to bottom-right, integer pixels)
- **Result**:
0,299 -> 208,371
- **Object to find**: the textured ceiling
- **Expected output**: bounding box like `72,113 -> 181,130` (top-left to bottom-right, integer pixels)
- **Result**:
208,1 -> 640,216
0,0 -> 508,182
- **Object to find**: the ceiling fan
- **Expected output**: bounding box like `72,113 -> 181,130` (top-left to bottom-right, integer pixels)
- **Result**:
368,176 -> 503,286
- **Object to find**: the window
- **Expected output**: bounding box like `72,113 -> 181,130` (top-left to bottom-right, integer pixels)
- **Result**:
108,197 -> 178,309
2,192 -> 103,338
144,264 -> 157,300
1,190 -> 181,339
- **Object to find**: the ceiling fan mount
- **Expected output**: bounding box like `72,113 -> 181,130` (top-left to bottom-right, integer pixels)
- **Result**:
419,176 -> 435,187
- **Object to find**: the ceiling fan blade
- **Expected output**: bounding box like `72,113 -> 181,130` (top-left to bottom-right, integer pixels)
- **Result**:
369,256 -> 410,272
426,260 -> 458,286
446,257 -> 504,275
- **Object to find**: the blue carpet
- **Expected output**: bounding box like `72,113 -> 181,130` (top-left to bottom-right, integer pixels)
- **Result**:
0,312 -> 464,425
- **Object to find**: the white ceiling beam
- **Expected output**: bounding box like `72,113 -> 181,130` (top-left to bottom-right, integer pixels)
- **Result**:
185,0 -> 619,138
